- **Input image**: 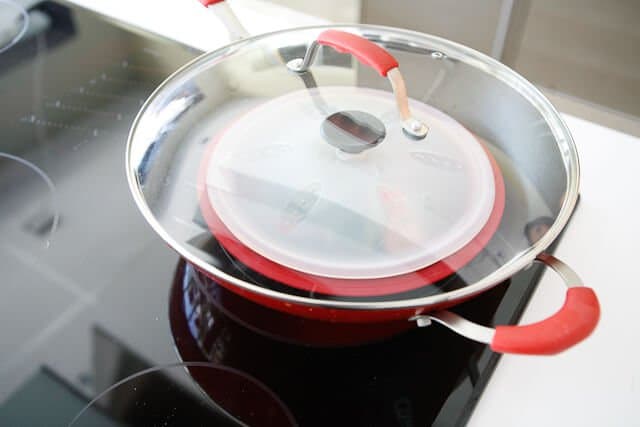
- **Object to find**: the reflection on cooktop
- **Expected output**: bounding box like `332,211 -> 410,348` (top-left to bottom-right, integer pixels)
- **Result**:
168,259 -> 547,427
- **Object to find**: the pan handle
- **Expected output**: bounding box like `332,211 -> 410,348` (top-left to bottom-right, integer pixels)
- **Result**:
413,254 -> 600,355
287,30 -> 428,139
199,0 -> 249,41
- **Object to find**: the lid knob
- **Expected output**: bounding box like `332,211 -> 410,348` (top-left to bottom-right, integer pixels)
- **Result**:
321,110 -> 386,154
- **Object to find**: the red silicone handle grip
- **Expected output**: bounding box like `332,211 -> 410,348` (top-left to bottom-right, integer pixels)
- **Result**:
200,0 -> 224,6
316,30 -> 399,77
491,287 -> 600,355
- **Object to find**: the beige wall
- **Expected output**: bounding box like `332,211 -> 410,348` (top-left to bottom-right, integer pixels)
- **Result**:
506,0 -> 640,118
361,0 -> 505,55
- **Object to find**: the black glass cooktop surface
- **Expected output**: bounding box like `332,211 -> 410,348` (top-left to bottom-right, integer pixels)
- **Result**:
0,2 -> 568,426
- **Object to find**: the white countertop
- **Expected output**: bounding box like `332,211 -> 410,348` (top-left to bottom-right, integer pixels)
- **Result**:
65,1 -> 639,425
470,115 -> 639,427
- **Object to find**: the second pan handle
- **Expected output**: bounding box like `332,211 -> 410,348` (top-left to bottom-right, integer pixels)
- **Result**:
413,254 -> 600,355
199,0 -> 249,41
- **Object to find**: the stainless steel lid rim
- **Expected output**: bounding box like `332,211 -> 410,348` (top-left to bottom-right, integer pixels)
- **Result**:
126,24 -> 579,312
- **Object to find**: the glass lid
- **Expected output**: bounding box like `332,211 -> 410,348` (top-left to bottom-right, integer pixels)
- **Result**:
127,25 -> 578,304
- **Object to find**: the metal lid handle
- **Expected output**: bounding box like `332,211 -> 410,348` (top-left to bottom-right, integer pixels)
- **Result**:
287,30 -> 428,139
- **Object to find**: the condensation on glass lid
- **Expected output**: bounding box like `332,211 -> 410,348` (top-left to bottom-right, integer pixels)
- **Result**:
0,0 -> 28,54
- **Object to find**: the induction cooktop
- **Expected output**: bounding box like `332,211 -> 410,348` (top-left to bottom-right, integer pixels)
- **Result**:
0,2 -> 570,426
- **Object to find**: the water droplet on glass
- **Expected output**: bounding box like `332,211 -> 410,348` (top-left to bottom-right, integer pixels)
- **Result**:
121,60 -> 129,68
78,86 -> 85,93
55,100 -> 61,107
92,129 -> 99,137
29,114 -> 36,122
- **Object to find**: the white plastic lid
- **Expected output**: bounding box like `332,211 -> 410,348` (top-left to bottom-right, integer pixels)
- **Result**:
205,86 -> 495,279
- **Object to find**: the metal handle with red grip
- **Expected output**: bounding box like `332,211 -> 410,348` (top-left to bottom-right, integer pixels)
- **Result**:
317,30 -> 399,77
415,253 -> 600,355
287,30 -> 428,139
492,286 -> 599,354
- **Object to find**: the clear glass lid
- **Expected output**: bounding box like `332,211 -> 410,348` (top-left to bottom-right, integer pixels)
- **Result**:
127,25 -> 577,303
